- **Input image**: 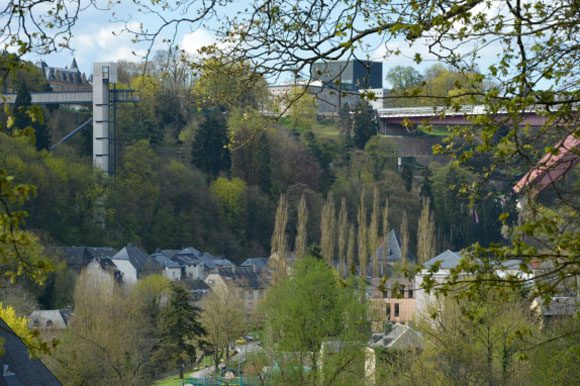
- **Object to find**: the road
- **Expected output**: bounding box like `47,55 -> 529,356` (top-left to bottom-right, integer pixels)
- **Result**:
188,342 -> 262,380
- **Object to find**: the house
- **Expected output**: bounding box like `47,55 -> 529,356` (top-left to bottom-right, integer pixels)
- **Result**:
368,323 -> 423,350
29,309 -> 72,330
241,258 -> 270,272
184,279 -> 211,303
367,230 -> 413,278
110,245 -> 163,283
369,278 -> 416,332
152,253 -> 183,281
172,247 -> 205,280
205,266 -> 268,318
0,317 -> 62,385
415,250 -> 531,317
53,246 -> 117,272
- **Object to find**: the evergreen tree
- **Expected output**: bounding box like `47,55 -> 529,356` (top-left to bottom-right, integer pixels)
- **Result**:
255,132 -> 272,194
419,166 -> 433,200
339,102 -> 353,154
337,196 -> 348,277
294,194 -> 308,260
400,157 -> 415,192
353,99 -> 378,149
191,110 -> 231,178
12,81 -> 50,150
417,196 -> 436,264
159,283 -> 204,374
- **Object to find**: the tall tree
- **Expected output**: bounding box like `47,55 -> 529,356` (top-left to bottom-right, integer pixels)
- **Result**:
417,197 -> 436,264
337,197 -> 348,277
400,157 -> 415,192
200,286 -> 246,372
385,65 -> 423,90
400,210 -> 409,265
382,197 -> 390,274
294,194 -> 308,260
338,102 -> 353,155
369,185 -> 380,278
261,256 -> 369,385
419,166 -> 433,200
191,110 -> 231,178
357,189 -> 368,278
320,192 -> 336,264
270,194 -> 289,283
347,224 -> 356,277
11,80 -> 50,150
159,283 -> 205,375
353,100 -> 378,149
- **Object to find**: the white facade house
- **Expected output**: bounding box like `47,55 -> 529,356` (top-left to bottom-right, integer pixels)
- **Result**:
415,250 -> 533,318
29,309 -> 72,330
111,245 -> 162,284
152,254 -> 183,281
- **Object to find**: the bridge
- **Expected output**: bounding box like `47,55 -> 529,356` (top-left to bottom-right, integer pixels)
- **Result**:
377,105 -> 548,133
2,63 -> 137,175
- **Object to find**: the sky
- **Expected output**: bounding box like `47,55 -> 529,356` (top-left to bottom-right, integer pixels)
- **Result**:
20,1 -> 504,88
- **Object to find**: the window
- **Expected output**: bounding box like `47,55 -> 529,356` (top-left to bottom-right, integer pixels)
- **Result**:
394,303 -> 400,317
408,289 -> 414,298
102,66 -> 109,79
33,319 -> 40,327
46,320 -> 53,327
386,303 -> 391,320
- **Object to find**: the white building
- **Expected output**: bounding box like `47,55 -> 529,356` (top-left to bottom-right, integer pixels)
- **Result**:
111,245 -> 162,284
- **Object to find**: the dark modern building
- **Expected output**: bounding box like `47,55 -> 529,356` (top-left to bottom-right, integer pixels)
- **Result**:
310,60 -> 383,90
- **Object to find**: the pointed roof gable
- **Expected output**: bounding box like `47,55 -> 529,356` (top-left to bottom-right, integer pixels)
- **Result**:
70,58 -> 79,70
424,250 -> 462,269
0,318 -> 62,385
112,245 -> 161,272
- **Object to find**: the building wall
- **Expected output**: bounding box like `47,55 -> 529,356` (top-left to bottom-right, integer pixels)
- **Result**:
163,267 -> 182,281
185,263 -> 204,280
370,297 -> 416,332
112,259 -> 137,283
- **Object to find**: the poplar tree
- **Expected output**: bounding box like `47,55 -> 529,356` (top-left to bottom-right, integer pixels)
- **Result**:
417,196 -> 436,264
295,194 -> 308,260
400,210 -> 409,265
357,189 -> 367,278
382,197 -> 390,275
320,192 -> 336,264
369,185 -> 380,278
270,195 -> 289,283
347,224 -> 356,277
337,196 -> 348,276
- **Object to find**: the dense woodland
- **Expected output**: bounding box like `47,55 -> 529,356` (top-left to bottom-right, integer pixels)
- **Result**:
1,55 -> 506,262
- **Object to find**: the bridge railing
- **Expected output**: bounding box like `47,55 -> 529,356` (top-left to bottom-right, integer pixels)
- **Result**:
377,105 -> 539,118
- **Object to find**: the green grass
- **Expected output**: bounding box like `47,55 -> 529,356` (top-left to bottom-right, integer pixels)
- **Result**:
152,375 -> 184,386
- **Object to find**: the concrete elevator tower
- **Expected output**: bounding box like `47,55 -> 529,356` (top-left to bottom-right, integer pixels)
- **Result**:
92,63 -> 118,175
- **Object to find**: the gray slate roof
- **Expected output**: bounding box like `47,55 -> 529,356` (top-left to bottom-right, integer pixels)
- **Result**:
152,253 -> 182,269
54,246 -> 117,270
423,250 -> 462,269
0,317 -> 62,385
369,323 -> 422,349
214,266 -> 268,290
241,258 -> 269,270
112,245 -> 162,272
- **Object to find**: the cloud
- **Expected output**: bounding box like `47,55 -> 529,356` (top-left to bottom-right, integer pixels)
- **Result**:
179,29 -> 219,56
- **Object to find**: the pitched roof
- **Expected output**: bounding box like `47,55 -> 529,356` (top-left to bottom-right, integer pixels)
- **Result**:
423,250 -> 462,269
112,245 -> 162,272
152,254 -> 182,269
370,323 -> 422,349
55,246 -> 117,269
374,230 -> 407,262
0,317 -> 62,385
28,309 -> 72,329
213,266 -> 268,290
241,258 -> 269,270
177,247 -> 202,258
